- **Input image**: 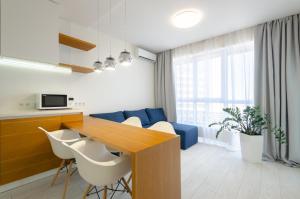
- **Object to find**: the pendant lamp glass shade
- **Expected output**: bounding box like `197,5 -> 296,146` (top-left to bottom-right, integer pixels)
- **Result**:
119,50 -> 132,66
104,56 -> 116,70
93,60 -> 104,72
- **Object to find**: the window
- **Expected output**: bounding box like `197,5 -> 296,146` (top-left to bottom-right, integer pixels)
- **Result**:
173,41 -> 254,128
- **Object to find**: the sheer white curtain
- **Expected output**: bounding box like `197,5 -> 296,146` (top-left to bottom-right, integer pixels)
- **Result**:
173,28 -> 254,150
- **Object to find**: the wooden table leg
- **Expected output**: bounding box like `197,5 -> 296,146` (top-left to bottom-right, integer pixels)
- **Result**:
132,137 -> 181,199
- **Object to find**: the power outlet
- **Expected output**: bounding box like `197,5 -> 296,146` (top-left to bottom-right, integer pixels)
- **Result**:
74,102 -> 86,108
19,102 -> 35,109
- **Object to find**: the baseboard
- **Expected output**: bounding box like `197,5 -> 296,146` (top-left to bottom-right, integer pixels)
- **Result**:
0,169 -> 56,193
0,162 -> 78,193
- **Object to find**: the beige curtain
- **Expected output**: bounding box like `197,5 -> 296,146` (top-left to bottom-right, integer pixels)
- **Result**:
254,14 -> 300,166
154,50 -> 177,122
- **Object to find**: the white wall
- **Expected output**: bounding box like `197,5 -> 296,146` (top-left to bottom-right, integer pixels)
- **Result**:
0,20 -> 155,114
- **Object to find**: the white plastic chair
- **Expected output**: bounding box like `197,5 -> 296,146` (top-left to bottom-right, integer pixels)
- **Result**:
38,127 -> 80,199
64,139 -> 132,199
122,116 -> 142,127
148,121 -> 176,134
107,117 -> 142,153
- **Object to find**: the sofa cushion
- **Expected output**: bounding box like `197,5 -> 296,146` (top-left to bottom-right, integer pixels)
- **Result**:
90,111 -> 125,123
145,108 -> 167,124
171,122 -> 198,150
123,109 -> 150,126
142,124 -> 153,128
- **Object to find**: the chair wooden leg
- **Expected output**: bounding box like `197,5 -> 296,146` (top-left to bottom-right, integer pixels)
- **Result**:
82,184 -> 92,199
62,159 -> 73,199
126,173 -> 132,185
51,160 -> 65,186
121,177 -> 132,195
102,186 -> 107,199
88,185 -> 94,193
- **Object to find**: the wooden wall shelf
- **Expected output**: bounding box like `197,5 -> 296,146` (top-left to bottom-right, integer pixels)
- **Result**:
59,33 -> 96,51
59,63 -> 95,74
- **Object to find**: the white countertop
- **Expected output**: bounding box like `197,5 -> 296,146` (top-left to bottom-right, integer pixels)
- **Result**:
0,109 -> 83,120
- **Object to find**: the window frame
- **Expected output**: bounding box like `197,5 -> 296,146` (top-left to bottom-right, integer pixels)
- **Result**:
173,41 -> 254,126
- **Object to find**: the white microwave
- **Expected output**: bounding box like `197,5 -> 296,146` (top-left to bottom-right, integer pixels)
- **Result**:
36,94 -> 72,110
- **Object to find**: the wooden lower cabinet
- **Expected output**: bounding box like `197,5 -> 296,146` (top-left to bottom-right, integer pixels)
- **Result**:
0,113 -> 83,185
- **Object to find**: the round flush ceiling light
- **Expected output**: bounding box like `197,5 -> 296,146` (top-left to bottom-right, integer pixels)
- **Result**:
172,9 -> 202,29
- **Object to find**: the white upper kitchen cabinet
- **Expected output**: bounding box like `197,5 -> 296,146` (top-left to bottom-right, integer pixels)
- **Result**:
0,0 -> 59,65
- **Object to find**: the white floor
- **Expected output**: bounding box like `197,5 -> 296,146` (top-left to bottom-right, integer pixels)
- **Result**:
1,143 -> 300,199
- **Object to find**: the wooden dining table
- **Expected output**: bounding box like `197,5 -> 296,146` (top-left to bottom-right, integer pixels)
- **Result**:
62,116 -> 181,199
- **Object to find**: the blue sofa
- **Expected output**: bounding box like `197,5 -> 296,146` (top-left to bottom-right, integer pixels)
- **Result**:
90,108 -> 198,150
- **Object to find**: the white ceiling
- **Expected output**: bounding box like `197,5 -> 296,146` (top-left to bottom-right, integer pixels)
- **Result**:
59,0 -> 300,53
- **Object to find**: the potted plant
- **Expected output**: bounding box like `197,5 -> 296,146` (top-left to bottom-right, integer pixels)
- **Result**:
209,106 -> 285,163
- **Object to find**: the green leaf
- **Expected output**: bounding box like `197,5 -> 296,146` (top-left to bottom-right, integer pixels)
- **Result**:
211,106 -> 285,141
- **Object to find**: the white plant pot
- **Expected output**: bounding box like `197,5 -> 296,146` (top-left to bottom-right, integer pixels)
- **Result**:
240,133 -> 263,163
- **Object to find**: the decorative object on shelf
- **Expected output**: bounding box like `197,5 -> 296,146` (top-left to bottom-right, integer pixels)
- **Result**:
119,0 -> 132,66
94,0 -> 104,73
209,106 -> 286,163
59,33 -> 96,51
104,0 -> 116,71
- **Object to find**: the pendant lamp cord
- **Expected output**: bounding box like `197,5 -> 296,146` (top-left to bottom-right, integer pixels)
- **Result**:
97,0 -> 100,61
109,0 -> 112,56
124,0 -> 127,50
